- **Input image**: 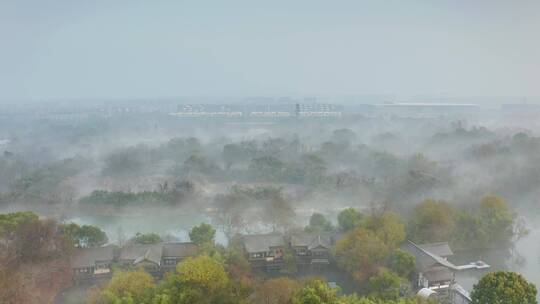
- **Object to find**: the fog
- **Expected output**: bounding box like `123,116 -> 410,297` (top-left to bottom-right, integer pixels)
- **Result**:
4,99 -> 540,302
2,1 -> 540,101
2,2 -> 540,303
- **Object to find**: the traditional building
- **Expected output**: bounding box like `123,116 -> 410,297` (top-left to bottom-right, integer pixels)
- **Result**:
161,242 -> 199,272
288,233 -> 336,268
119,244 -> 163,275
242,232 -> 343,271
404,241 -> 456,289
70,242 -> 198,283
71,245 -> 115,283
242,234 -> 285,271
404,240 -> 489,304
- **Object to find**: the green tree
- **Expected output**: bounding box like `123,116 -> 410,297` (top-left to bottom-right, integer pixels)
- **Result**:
62,223 -> 108,248
249,156 -> 285,181
305,213 -> 334,233
131,232 -> 162,245
189,223 -> 216,246
452,211 -> 486,250
254,277 -> 302,304
388,249 -> 416,278
333,227 -> 390,283
408,199 -> 455,243
0,211 -> 38,237
362,212 -> 406,249
291,279 -> 339,304
176,256 -> 229,291
155,255 -> 234,304
452,195 -> 517,251
367,268 -> 406,301
222,143 -> 256,170
102,147 -> 146,178
182,154 -> 220,176
337,208 -> 363,232
471,271 -> 537,304
89,269 -> 155,304
479,195 -> 514,247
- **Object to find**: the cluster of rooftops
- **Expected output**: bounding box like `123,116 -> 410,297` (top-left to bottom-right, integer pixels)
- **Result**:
242,232 -> 340,270
71,232 -> 340,281
71,232 -> 489,303
71,242 -> 198,280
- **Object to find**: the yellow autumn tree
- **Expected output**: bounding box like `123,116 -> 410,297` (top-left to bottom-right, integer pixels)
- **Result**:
89,268 -> 155,304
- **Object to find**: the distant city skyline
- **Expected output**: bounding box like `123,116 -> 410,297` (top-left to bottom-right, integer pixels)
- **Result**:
1,1 -> 539,102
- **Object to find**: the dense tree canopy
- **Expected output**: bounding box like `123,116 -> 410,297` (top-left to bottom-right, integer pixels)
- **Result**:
154,255 -> 237,304
408,199 -> 455,243
388,250 -> 416,278
250,156 -> 285,181
291,279 -> 340,304
254,277 -> 302,304
62,222 -> 108,248
175,255 -> 229,291
89,269 -> 156,304
452,196 -> 517,250
189,223 -> 216,246
0,211 -> 38,237
367,268 -> 406,301
471,271 -> 537,304
305,213 -> 334,233
362,213 -> 406,249
131,232 -> 162,245
333,227 -> 390,283
337,208 -> 363,232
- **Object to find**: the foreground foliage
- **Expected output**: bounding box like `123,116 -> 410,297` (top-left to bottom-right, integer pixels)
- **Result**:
471,271 -> 537,304
88,269 -> 156,304
0,212 -> 72,304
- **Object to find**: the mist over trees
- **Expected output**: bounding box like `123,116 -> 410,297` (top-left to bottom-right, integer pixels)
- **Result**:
2,110 -> 540,303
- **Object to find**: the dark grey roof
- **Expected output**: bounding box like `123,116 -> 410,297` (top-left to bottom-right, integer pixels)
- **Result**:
309,235 -> 331,250
120,245 -> 163,265
418,242 -> 453,257
243,234 -> 284,253
404,240 -> 459,272
290,233 -> 331,250
423,266 -> 454,283
71,246 -> 114,269
162,242 -> 198,258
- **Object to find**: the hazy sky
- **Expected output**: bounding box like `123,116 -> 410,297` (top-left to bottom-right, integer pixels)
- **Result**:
1,0 -> 539,101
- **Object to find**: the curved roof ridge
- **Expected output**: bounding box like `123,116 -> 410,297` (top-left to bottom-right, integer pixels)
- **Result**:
407,240 -> 459,271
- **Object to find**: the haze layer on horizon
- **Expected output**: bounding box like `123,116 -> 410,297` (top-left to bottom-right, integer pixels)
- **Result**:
1,0 -> 539,102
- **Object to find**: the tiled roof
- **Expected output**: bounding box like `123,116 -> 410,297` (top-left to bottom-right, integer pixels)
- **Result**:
417,242 -> 453,257
243,234 -> 284,253
71,245 -> 114,268
120,244 -> 163,265
162,242 -> 198,257
289,233 -> 332,250
404,240 -> 459,272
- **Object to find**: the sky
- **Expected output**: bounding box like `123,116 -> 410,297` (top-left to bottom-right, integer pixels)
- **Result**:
1,0 -> 539,102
